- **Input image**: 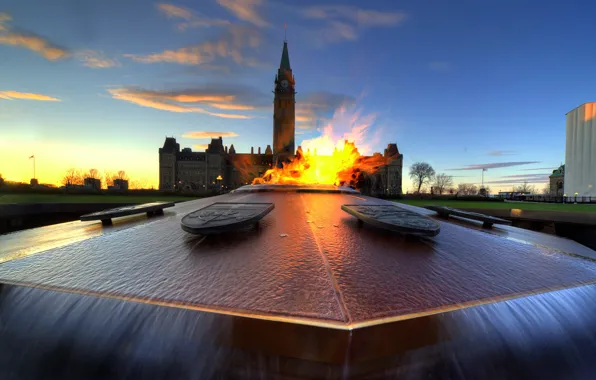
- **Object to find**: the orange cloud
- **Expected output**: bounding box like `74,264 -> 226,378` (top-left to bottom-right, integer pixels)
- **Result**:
217,0 -> 268,27
108,89 -> 196,113
77,50 -> 120,68
183,131 -> 239,138
193,144 -> 209,150
0,32 -> 69,60
157,3 -> 230,30
125,25 -> 262,68
108,88 -> 256,119
0,91 -> 60,101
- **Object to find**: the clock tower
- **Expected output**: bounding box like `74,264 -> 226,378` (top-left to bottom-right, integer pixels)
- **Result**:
273,39 -> 295,165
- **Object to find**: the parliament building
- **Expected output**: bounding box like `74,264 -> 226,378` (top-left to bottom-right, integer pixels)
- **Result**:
159,40 -> 403,196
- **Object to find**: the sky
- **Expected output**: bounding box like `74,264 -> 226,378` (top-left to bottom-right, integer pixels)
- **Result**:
1,0 -> 595,191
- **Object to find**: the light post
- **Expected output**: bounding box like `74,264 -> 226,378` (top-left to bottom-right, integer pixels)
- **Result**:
29,154 -> 35,180
216,175 -> 223,192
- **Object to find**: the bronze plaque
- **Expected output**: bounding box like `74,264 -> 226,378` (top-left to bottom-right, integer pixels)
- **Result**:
181,202 -> 275,235
341,204 -> 440,236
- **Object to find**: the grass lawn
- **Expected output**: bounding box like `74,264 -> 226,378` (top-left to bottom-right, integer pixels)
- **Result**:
395,199 -> 596,213
0,193 -> 198,204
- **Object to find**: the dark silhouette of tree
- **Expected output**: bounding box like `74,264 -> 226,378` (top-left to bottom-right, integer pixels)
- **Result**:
87,168 -> 100,179
62,168 -> 84,186
115,170 -> 129,181
0,173 -> 4,187
432,173 -> 453,195
103,171 -> 114,188
457,183 -> 478,195
516,181 -> 535,194
409,162 -> 435,193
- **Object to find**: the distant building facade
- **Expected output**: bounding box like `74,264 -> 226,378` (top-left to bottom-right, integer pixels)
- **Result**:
565,102 -> 596,196
110,179 -> 128,191
158,39 -> 403,195
84,177 -> 101,190
549,164 -> 565,196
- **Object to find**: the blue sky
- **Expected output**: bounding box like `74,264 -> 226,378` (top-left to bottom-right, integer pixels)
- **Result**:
1,0 -> 595,190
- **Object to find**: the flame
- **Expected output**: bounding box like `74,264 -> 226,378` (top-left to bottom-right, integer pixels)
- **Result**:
253,104 -> 386,187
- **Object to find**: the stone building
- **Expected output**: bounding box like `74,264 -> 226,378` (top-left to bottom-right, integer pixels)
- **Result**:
549,164 -> 565,196
159,39 -> 403,196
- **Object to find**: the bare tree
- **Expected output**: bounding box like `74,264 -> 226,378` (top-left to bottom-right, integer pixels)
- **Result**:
129,179 -> 150,190
432,173 -> 453,195
542,184 -> 551,195
62,168 -> 84,186
104,170 -> 114,188
409,162 -> 435,194
516,181 -> 535,194
457,183 -> 478,195
87,168 -> 100,179
115,170 -> 129,181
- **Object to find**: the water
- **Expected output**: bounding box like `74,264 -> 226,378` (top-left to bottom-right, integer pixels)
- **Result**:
2,283 -> 596,379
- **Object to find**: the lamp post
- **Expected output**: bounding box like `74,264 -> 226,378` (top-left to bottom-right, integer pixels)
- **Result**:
29,155 -> 36,180
216,175 -> 223,192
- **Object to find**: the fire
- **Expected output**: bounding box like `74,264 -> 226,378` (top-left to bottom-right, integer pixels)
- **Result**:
253,104 -> 387,187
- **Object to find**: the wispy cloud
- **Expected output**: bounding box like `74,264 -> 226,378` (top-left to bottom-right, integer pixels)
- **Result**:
184,132 -> 239,139
193,144 -> 209,150
0,32 -> 69,61
486,177 -> 550,185
447,161 -> 540,170
217,0 -> 268,27
296,91 -> 357,130
0,13 -> 10,31
488,150 -> 516,156
302,5 -> 407,44
0,90 -> 60,101
428,61 -> 451,72
0,13 -> 69,60
107,87 -> 263,119
520,167 -> 557,171
157,3 -> 230,30
77,50 -> 120,68
124,25 -> 265,68
500,173 -> 550,179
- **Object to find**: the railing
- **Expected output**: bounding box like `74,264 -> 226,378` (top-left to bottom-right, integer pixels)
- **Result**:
504,195 -> 596,204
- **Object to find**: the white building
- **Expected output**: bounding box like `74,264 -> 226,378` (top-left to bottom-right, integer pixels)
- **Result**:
565,102 -> 596,197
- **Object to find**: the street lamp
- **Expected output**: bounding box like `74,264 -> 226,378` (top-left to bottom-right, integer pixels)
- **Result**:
216,175 -> 223,192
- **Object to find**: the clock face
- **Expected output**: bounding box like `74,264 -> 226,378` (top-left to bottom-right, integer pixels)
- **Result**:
280,79 -> 289,88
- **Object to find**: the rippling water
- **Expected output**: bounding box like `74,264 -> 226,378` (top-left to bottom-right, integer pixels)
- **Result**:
2,283 -> 596,379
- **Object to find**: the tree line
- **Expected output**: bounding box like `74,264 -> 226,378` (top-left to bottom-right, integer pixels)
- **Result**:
61,168 -> 150,189
408,162 -> 538,195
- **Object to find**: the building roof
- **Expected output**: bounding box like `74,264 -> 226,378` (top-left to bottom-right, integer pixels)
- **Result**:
550,164 -> 565,178
565,102 -> 596,115
160,137 -> 179,153
280,41 -> 291,70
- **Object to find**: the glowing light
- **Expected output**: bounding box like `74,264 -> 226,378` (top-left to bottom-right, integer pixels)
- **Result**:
253,104 -> 385,187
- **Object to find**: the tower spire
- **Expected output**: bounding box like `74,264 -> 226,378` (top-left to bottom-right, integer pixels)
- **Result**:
284,22 -> 287,42
279,39 -> 291,70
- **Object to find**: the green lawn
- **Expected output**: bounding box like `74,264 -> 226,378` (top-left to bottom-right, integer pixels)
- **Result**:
395,199 -> 596,213
0,193 -> 198,204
